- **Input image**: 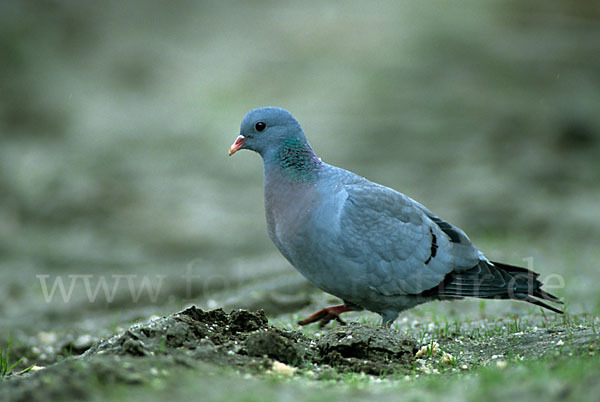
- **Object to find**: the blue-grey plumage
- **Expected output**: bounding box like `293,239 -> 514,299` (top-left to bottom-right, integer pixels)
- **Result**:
229,107 -> 563,327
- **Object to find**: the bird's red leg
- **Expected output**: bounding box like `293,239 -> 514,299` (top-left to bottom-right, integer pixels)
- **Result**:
298,305 -> 354,328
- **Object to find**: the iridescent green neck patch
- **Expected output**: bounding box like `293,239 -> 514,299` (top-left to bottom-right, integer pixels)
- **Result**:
277,137 -> 321,181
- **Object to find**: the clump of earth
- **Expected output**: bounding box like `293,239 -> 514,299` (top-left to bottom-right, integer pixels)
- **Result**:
85,306 -> 417,374
3,307 -> 598,401
2,307 -> 418,400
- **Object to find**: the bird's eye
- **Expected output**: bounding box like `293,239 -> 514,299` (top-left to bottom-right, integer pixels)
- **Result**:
255,122 -> 266,132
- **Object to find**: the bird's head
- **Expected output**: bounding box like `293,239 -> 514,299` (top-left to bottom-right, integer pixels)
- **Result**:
229,107 -> 306,158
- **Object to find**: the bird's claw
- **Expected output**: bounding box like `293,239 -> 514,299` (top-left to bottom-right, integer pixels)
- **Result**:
298,305 -> 351,328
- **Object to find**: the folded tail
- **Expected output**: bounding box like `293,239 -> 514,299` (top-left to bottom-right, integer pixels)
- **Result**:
421,260 -> 563,314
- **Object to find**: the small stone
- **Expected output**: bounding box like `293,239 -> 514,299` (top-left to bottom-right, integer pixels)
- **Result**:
270,361 -> 297,376
496,360 -> 507,369
38,331 -> 57,345
74,334 -> 93,350
415,342 -> 439,358
420,366 -> 432,374
442,352 -> 455,365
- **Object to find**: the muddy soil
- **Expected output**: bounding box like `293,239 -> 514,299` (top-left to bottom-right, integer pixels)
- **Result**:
84,307 -> 417,373
1,307 -> 418,400
1,307 -> 598,401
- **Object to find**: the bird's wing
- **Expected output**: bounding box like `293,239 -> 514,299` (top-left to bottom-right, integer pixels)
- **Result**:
336,182 -> 481,295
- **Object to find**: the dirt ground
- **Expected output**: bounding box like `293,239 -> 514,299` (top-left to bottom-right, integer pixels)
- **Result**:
2,307 -> 598,401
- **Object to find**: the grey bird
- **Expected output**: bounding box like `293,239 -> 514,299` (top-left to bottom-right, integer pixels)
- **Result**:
229,107 -> 563,327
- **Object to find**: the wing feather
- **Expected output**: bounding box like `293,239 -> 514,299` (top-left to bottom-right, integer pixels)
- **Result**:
337,182 -> 480,295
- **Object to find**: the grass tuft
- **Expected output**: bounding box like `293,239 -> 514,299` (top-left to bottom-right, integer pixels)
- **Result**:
0,345 -> 22,380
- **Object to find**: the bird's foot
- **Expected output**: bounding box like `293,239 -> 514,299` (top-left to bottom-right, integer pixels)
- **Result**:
298,305 -> 353,328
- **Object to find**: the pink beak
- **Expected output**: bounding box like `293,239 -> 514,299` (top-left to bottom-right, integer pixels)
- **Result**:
228,135 -> 247,156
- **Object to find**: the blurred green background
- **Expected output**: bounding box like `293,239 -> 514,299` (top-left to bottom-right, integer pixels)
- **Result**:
1,0 -> 599,336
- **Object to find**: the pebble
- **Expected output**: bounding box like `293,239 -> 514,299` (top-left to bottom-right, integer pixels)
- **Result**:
415,342 -> 440,358
270,361 -> 297,377
442,352 -> 455,364
38,331 -> 57,345
74,334 -> 93,350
